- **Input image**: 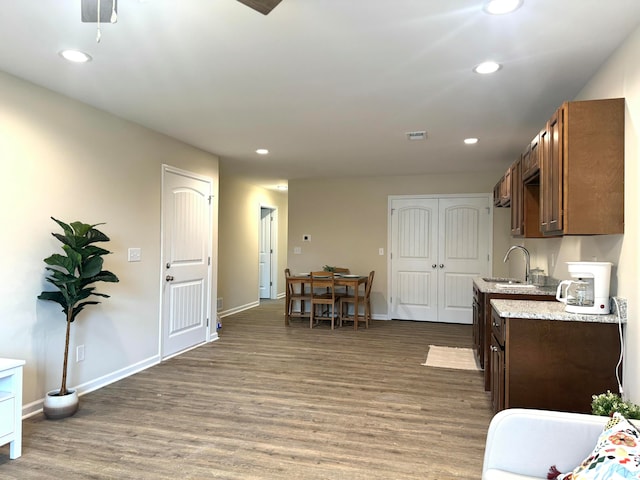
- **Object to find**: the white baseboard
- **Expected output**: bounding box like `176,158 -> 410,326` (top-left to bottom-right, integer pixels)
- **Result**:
218,300 -> 260,318
22,354 -> 161,418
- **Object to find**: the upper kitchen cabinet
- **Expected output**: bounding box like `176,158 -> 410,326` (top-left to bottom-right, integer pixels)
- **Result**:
511,138 -> 544,238
510,158 -> 523,236
540,98 -> 625,236
493,168 -> 511,207
522,133 -> 541,182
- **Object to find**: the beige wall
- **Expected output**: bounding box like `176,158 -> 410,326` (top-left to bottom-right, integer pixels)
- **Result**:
287,172 -> 509,317
217,165 -> 288,314
517,25 -> 640,402
0,71 -> 219,413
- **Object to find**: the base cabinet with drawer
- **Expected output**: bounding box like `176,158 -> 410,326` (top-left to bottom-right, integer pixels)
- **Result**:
490,306 -> 620,414
472,282 -> 555,391
0,359 -> 25,459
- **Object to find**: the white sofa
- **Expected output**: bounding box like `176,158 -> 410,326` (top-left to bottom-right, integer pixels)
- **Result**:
482,408 -> 609,480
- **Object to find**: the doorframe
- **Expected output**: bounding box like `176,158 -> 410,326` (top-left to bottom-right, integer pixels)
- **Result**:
258,204 -> 278,300
386,193 -> 493,320
159,164 -> 215,359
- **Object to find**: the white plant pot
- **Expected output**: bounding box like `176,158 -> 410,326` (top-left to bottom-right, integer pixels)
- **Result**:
43,389 -> 79,420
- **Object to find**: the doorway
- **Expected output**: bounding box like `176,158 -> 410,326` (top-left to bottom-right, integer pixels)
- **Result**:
160,165 -> 213,358
388,194 -> 491,323
259,206 -> 278,299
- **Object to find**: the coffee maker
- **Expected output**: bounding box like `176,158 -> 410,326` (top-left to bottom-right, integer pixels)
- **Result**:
556,261 -> 613,314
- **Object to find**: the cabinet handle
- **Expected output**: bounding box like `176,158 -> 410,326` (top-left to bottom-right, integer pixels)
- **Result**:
492,321 -> 499,327
490,345 -> 498,352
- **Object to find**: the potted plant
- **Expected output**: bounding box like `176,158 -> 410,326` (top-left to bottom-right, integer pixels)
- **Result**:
38,217 -> 119,419
591,390 -> 640,420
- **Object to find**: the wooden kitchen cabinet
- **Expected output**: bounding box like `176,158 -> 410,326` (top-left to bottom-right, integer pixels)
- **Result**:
511,134 -> 545,238
510,158 -> 523,236
490,307 -> 621,414
540,98 -> 624,236
474,287 -> 555,391
522,133 -> 541,182
490,332 -> 505,413
493,169 -> 511,207
472,284 -> 484,368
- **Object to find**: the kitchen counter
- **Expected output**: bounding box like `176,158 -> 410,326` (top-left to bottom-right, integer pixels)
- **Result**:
473,277 -> 557,296
490,298 -> 627,324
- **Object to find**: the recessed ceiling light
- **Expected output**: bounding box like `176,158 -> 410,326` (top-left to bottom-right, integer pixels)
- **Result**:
464,138 -> 479,145
59,50 -> 92,63
473,61 -> 502,74
484,0 -> 523,15
256,149 -> 269,155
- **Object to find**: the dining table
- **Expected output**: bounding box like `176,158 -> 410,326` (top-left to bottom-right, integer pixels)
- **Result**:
285,273 -> 368,330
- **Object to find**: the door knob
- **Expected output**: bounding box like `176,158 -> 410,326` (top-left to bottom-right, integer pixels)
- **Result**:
439,264 -> 445,269
432,264 -> 437,268
166,275 -> 174,282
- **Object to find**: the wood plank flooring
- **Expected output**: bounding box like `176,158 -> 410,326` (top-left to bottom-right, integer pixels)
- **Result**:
0,299 -> 494,479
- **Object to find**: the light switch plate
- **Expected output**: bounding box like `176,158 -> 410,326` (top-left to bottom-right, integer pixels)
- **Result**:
128,247 -> 141,262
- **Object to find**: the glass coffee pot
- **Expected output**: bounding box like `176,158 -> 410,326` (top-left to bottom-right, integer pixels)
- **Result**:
556,280 -> 593,307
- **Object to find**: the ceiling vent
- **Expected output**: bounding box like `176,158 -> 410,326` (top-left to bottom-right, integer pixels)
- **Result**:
406,131 -> 427,141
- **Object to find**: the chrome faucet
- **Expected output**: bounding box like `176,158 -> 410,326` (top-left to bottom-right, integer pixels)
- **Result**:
503,245 -> 531,284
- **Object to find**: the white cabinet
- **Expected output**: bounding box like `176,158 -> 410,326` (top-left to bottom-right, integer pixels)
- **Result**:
0,358 -> 25,459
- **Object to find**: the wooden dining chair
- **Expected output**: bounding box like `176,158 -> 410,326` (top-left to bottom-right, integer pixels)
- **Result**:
310,271 -> 342,329
332,267 -> 350,295
339,270 -> 375,329
285,268 -> 311,324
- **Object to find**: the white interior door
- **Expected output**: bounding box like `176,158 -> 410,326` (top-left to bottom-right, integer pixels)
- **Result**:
389,195 -> 491,323
259,207 -> 273,299
389,198 -> 439,320
437,197 -> 490,323
161,166 -> 212,358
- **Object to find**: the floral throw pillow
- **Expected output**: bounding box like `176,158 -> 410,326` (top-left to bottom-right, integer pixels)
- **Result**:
550,412 -> 640,480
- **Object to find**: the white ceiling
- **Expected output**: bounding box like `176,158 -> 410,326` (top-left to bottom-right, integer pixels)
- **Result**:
2,1 -> 640,188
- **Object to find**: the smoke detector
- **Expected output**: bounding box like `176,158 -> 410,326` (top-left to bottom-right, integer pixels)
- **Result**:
406,131 -> 427,141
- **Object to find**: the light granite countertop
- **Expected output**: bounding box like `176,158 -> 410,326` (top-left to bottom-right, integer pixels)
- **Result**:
473,276 -> 558,296
490,298 -> 627,324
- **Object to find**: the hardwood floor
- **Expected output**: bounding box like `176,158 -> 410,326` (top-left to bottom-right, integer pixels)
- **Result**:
0,299 -> 493,479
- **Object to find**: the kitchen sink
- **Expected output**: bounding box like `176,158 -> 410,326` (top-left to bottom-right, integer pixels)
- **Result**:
482,277 -> 522,284
495,283 -> 536,289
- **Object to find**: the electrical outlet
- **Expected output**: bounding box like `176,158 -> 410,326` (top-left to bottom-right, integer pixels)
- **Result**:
293,246 -> 302,254
76,345 -> 85,362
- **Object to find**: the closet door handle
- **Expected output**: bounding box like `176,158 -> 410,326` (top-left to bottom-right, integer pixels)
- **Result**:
439,264 -> 445,269
166,275 -> 175,282
432,264 -> 437,268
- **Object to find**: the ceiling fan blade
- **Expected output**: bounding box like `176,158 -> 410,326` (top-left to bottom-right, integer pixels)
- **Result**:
236,0 -> 283,15
81,0 -> 117,23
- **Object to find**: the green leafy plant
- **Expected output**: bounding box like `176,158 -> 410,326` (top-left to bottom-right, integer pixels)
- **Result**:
591,390 -> 640,419
323,265 -> 336,272
38,217 -> 119,396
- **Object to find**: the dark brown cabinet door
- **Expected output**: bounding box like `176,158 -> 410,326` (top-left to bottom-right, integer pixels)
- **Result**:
472,286 -> 484,369
540,107 -> 564,235
522,135 -> 540,182
490,334 -> 504,413
510,158 -> 523,236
